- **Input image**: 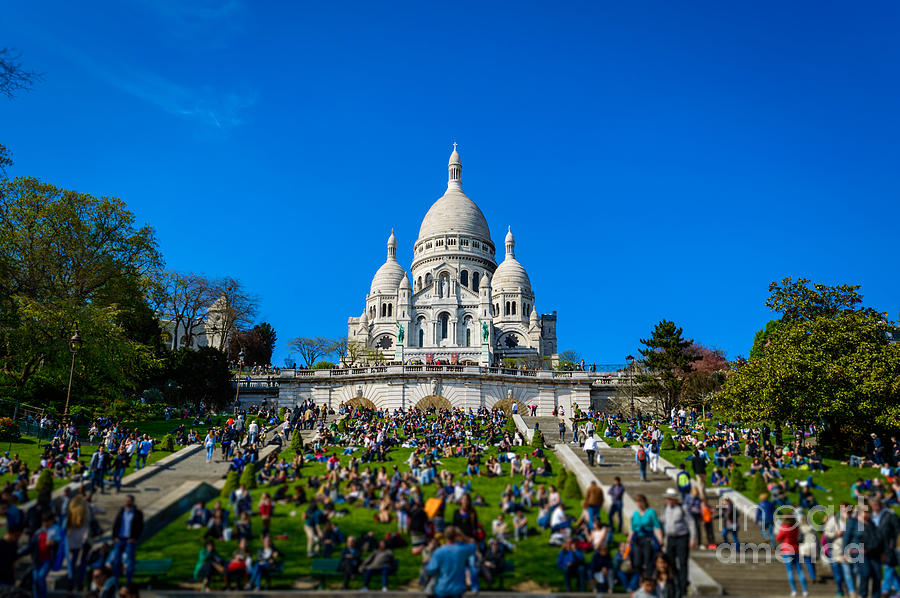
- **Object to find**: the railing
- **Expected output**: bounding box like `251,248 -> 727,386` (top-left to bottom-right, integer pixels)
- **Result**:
273,366 -> 633,383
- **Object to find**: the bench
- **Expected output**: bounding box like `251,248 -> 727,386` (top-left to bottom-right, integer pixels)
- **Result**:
311,557 -> 343,588
133,558 -> 173,589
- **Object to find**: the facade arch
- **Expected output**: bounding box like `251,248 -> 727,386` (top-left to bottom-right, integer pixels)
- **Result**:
415,395 -> 453,412
345,397 -> 376,410
493,397 -> 527,415
472,271 -> 480,292
460,269 -> 469,287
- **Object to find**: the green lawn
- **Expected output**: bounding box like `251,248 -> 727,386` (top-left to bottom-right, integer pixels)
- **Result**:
140,445 -> 593,591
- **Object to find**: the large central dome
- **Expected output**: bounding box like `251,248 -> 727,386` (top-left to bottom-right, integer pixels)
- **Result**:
416,144 -> 492,244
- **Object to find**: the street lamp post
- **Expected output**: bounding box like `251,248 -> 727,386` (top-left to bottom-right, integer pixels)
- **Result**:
233,348 -> 245,412
64,329 -> 83,421
626,354 -> 635,418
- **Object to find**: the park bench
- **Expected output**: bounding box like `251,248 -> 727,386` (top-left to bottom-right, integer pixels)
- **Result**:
311,557 -> 343,588
133,558 -> 173,588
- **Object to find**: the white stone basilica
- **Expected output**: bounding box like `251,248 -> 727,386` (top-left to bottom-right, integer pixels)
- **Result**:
347,145 -> 557,367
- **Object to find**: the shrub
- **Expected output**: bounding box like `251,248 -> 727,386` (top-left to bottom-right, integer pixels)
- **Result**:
278,407 -> 287,421
35,469 -> 53,495
290,429 -> 304,454
661,433 -> 675,450
0,417 -> 20,442
160,434 -> 175,452
221,470 -> 239,498
555,466 -> 568,491
312,361 -> 335,370
337,418 -> 349,433
752,471 -> 768,496
731,468 -> 747,491
239,462 -> 258,489
563,473 -> 582,499
531,429 -> 545,449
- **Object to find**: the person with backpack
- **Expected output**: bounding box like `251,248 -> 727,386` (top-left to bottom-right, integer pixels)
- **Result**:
662,488 -> 696,598
635,444 -> 649,481
583,433 -> 598,467
649,435 -> 661,474
676,464 -> 692,501
690,445 -> 709,495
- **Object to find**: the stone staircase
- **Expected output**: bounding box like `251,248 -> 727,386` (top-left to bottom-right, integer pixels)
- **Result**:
578,442 -> 832,596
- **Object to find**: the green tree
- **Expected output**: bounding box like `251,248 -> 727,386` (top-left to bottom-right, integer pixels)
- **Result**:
749,320 -> 780,361
720,280 -> 900,449
35,469 -> 53,495
637,320 -> 700,414
290,428 -> 304,454
0,177 -> 163,407
228,322 -> 277,367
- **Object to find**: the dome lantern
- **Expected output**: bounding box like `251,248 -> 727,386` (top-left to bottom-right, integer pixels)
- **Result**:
505,226 -> 515,258
387,228 -> 397,260
448,142 -> 461,188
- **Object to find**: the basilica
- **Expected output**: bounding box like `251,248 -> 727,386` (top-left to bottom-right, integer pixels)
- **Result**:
347,145 -> 558,367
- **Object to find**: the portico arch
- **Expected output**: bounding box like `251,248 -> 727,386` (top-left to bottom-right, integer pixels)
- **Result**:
345,397 -> 376,410
493,397 -> 527,415
415,395 -> 453,412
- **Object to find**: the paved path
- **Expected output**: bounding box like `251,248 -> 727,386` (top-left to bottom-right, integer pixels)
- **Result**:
519,415 -> 833,597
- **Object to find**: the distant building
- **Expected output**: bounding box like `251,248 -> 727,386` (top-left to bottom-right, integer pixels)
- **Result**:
158,296 -> 230,351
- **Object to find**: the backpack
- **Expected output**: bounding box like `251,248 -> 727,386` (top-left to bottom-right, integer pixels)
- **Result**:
637,447 -> 646,461
677,471 -> 691,490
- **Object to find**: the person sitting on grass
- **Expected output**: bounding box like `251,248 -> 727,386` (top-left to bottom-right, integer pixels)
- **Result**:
361,539 -> 397,591
224,537 -> 253,591
235,511 -> 252,540
186,502 -> 210,529
557,536 -> 587,591
710,467 -> 729,487
480,537 -> 508,589
590,543 -> 614,594
513,510 -> 529,541
193,539 -> 225,591
247,534 -> 281,591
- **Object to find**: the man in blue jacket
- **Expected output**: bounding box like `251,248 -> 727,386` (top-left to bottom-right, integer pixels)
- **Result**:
426,525 -> 477,598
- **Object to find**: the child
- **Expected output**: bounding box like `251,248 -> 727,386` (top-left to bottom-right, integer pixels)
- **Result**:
632,574 -> 659,598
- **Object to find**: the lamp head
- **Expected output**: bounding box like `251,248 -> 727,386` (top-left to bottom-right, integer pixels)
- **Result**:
69,330 -> 83,354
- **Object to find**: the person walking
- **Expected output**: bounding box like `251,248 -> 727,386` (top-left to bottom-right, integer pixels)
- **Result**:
635,443 -> 649,481
823,502 -> 856,598
627,494 -> 663,579
583,433 -> 597,467
756,492 -> 777,548
777,511 -> 809,597
111,495 -> 144,585
112,448 -> 130,494
248,419 -> 259,446
89,445 -> 108,494
583,480 -> 604,530
648,435 -> 661,474
65,494 -> 93,590
29,512 -> 60,598
662,488 -> 695,598
425,525 -> 477,598
558,419 -> 566,443
690,445 -> 708,496
135,434 -> 152,470
870,497 -> 900,594
843,503 -> 882,598
204,430 -> 216,463
608,476 -> 625,533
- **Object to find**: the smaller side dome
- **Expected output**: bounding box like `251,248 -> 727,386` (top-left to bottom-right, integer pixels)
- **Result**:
399,275 -> 411,290
370,229 -> 407,294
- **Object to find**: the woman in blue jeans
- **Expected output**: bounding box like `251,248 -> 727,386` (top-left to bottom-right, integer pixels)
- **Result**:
776,513 -> 808,596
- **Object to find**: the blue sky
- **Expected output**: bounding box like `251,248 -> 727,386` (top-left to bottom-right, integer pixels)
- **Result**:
3,1 -> 899,365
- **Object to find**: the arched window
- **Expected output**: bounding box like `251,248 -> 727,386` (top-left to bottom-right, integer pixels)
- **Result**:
494,303 -> 499,316
425,273 -> 433,287
466,328 -> 471,347
380,304 -> 385,317
460,270 -> 469,287
472,271 -> 480,292
387,304 -> 393,317
417,317 -> 426,347
416,277 -> 422,291
440,314 -> 449,340
505,301 -> 510,315
512,302 -> 517,315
